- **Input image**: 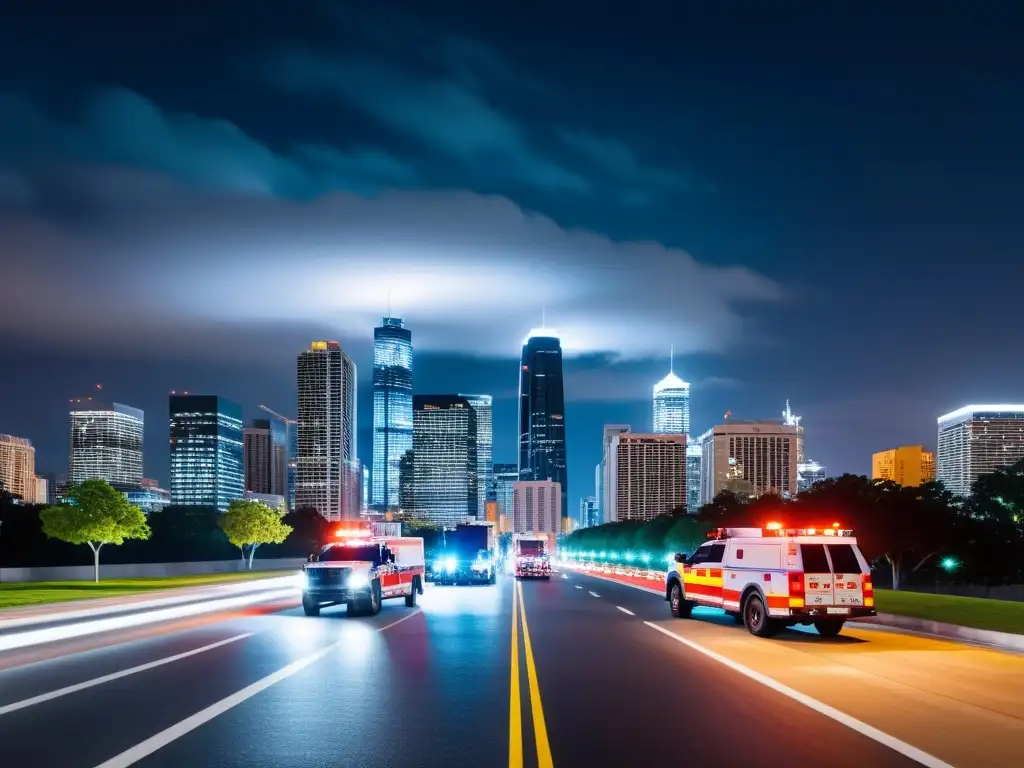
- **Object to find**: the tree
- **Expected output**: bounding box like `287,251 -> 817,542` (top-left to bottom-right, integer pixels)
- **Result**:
218,499 -> 293,569
39,479 -> 151,582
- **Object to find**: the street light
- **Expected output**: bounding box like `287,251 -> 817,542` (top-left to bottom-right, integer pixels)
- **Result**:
941,556 -> 960,572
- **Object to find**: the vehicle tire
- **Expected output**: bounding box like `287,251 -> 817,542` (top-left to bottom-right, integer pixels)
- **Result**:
743,593 -> 780,637
368,580 -> 382,615
669,581 -> 693,618
814,620 -> 844,638
405,579 -> 418,608
417,576 -> 425,595
346,598 -> 361,617
302,594 -> 320,617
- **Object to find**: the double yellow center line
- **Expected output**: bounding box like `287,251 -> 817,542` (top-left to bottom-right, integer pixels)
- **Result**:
509,579 -> 554,768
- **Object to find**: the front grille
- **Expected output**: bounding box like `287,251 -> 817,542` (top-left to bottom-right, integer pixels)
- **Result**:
306,567 -> 349,587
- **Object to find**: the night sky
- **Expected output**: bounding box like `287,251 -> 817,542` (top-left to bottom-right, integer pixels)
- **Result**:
1,1 -> 1022,507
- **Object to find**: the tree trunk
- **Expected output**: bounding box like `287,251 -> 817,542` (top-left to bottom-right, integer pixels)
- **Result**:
248,544 -> 259,570
888,555 -> 901,591
88,542 -> 103,583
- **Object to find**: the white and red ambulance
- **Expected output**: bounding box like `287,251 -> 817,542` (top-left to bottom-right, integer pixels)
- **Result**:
302,527 -> 425,617
665,522 -> 875,638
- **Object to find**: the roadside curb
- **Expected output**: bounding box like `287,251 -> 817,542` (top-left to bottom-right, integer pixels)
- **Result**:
852,613 -> 1024,652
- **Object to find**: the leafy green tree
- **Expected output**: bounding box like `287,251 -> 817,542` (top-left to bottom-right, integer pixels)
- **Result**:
218,499 -> 293,569
39,479 -> 151,582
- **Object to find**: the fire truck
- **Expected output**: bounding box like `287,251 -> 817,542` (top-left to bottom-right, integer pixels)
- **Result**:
301,527 -> 425,617
665,522 -> 875,638
512,533 -> 554,579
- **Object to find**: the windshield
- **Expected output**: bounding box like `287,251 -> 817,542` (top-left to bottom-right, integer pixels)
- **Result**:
319,545 -> 390,565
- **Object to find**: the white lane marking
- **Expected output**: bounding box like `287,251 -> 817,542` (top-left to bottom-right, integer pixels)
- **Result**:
0,577 -> 299,630
574,585 -> 582,590
588,591 -> 600,598
561,574 -> 569,579
572,569 -> 663,596
0,589 -> 296,653
0,633 -> 253,716
644,622 -> 954,768
616,606 -> 635,616
93,610 -> 420,768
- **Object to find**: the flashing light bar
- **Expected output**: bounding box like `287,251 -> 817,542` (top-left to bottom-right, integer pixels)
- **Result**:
712,524 -> 854,539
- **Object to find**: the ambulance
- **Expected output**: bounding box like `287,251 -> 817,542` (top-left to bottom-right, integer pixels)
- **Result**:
301,526 -> 425,617
665,523 -> 875,638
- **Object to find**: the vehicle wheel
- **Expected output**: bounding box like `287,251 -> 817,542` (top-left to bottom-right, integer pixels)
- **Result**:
417,576 -> 425,595
346,598 -> 361,617
814,620 -> 844,638
743,593 -> 780,637
669,581 -> 693,618
368,580 -> 382,615
405,579 -> 418,607
302,594 -> 320,617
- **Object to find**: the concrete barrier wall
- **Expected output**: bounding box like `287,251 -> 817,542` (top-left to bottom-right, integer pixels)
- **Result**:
903,584 -> 1024,602
0,558 -> 306,583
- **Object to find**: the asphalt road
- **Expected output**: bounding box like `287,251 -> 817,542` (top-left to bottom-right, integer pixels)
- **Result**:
0,570 -> 1020,767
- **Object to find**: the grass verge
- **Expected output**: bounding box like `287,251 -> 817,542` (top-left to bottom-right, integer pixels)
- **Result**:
0,570 -> 291,610
875,589 -> 1024,635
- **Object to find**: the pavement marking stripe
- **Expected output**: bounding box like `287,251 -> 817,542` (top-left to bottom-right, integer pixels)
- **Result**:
588,591 -> 600,598
509,578 -> 523,768
0,633 -> 254,716
644,622 -> 954,768
92,611 -> 421,768
516,582 -> 554,768
616,607 -> 635,616
574,585 -> 582,590
0,588 -> 297,652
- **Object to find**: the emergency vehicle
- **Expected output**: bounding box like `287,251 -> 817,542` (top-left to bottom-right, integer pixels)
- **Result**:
301,527 -> 425,617
665,523 -> 875,638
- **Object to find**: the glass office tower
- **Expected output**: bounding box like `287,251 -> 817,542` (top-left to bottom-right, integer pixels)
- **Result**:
372,318 -> 413,510
460,394 -> 493,516
518,330 -> 568,519
169,395 -> 244,511
68,399 -> 144,487
411,395 -> 478,527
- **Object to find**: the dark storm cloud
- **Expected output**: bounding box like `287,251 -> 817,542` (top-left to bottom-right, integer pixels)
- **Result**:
0,88 -> 419,197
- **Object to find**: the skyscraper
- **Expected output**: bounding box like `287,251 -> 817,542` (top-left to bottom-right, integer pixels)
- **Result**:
600,424 -> 631,522
686,440 -> 702,512
412,395 -> 478,527
937,405 -> 1024,497
296,340 -> 358,520
492,463 -> 518,521
372,317 -> 413,510
578,496 -> 599,529
0,434 -> 36,502
460,394 -> 493,516
169,394 -> 244,511
697,420 -> 799,503
872,446 -> 934,488
512,480 -> 561,533
611,433 -> 688,521
68,398 -> 144,487
243,418 -> 287,497
518,329 -> 567,519
652,350 -> 690,435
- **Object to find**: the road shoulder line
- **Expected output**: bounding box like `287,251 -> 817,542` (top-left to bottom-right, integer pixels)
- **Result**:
0,633 -> 253,716
644,621 -> 954,768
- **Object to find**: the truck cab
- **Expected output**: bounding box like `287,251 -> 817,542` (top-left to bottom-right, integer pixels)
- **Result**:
302,530 -> 425,617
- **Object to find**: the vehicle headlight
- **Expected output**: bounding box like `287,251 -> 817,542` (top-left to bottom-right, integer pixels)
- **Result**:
445,558 -> 457,573
346,572 -> 369,589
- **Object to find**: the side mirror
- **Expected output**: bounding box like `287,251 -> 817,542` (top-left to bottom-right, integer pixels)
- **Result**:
308,553 -> 318,563
674,553 -> 688,564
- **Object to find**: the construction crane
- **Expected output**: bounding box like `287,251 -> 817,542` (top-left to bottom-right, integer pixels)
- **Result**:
258,404 -> 296,426
259,405 -> 297,510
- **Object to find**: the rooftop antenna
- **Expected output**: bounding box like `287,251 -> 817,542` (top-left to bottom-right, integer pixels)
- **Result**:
669,344 -> 674,374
